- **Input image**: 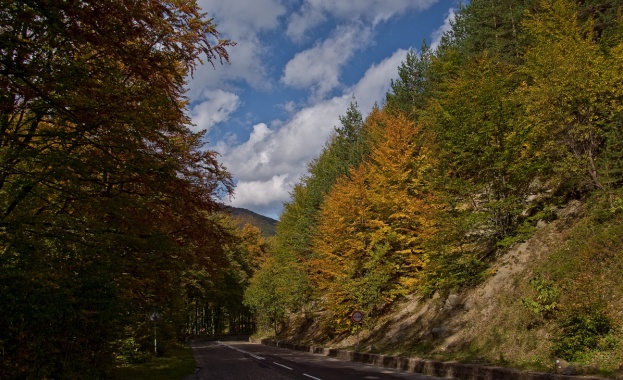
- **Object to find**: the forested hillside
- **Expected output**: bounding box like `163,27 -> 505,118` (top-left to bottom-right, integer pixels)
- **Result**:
245,0 -> 623,375
225,206 -> 278,237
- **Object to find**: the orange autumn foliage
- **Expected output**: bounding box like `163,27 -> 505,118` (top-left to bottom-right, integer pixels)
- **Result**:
310,109 -> 437,322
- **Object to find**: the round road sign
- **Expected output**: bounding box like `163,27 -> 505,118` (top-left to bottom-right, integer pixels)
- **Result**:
351,310 -> 363,323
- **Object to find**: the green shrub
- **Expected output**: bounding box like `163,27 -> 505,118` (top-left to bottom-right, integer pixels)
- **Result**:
419,252 -> 490,297
115,337 -> 153,365
522,275 -> 559,320
553,308 -> 612,361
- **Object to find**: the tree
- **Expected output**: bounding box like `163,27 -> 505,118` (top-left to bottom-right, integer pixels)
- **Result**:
0,0 -> 233,377
425,52 -> 533,241
386,46 -> 433,118
310,110 -> 436,325
518,0 -> 623,193
244,247 -> 310,336
276,100 -> 367,262
446,0 -> 536,62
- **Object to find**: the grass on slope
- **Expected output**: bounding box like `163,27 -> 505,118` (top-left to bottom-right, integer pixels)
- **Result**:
463,192 -> 623,377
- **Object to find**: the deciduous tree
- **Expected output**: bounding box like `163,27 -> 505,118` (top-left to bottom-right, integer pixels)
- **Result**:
0,0 -> 233,377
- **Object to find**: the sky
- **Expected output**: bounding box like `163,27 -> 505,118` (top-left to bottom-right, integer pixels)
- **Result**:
187,0 -> 458,220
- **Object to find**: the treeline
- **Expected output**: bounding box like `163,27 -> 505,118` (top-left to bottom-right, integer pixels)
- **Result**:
245,0 -> 623,340
0,1 -> 265,378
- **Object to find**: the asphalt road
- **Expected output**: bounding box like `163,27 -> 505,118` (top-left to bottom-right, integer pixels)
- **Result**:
185,340 -> 442,380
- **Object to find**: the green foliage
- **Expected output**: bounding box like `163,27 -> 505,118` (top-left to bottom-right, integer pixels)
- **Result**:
446,0 -> 535,62
419,252 -> 490,297
521,275 -> 560,319
518,0 -> 623,193
522,191 -> 623,368
426,52 -> 532,240
113,343 -> 196,380
496,221 -> 537,248
553,308 -> 612,361
244,250 -> 310,335
386,46 -> 433,117
115,337 -> 153,365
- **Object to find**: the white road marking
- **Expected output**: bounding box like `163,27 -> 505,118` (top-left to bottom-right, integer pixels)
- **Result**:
218,342 -> 324,379
303,373 -> 323,380
273,361 -> 293,370
217,341 -> 265,360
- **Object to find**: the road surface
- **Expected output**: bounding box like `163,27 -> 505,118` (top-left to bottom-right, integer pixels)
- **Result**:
185,340 -> 442,380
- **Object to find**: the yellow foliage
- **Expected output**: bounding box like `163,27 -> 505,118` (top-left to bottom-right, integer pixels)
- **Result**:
309,108 -> 439,319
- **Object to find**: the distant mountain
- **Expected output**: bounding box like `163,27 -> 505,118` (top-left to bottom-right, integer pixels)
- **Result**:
223,206 -> 278,237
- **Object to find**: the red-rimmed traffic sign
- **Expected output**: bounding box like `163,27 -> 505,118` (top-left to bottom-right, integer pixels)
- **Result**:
351,310 -> 363,323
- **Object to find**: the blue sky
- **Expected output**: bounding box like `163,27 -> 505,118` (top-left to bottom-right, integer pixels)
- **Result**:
187,0 -> 457,220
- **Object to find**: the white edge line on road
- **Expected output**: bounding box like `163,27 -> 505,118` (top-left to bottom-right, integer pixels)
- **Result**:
217,341 -> 265,360
273,361 -> 293,370
303,374 -> 323,380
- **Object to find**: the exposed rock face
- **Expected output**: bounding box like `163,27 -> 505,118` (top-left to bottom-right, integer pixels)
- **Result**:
443,294 -> 462,311
430,326 -> 450,340
555,358 -> 577,375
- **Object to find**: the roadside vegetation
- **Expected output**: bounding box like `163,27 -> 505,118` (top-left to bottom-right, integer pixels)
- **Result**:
0,2 -> 267,378
113,343 -> 195,380
4,0 -> 623,378
244,0 -> 623,376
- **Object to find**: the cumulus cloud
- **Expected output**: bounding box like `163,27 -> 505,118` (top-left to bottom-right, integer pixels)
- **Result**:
228,175 -> 292,219
281,23 -> 373,100
349,49 -> 410,111
220,50 -> 407,217
190,0 -> 445,218
286,0 -> 439,39
199,0 -> 286,38
286,4 -> 327,42
187,0 -> 287,97
189,89 -> 240,133
187,33 -> 273,100
431,8 -> 456,50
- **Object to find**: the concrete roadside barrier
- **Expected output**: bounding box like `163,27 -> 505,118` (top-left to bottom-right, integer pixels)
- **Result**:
261,339 -> 609,380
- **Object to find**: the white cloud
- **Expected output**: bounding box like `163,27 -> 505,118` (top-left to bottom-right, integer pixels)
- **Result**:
286,0 -> 439,39
189,89 -> 240,133
199,0 -> 286,38
431,8 -> 455,50
219,49 -> 407,218
349,48 -> 409,111
187,36 -> 273,101
192,0 -> 441,218
187,0 -> 288,96
281,23 -> 373,100
286,4 -> 326,42
229,174 -> 292,209
214,123 -> 277,181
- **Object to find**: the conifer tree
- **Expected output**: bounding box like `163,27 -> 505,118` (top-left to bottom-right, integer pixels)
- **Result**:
518,0 -> 623,192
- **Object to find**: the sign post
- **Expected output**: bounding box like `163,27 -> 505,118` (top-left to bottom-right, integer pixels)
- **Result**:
150,311 -> 161,355
351,310 -> 363,350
